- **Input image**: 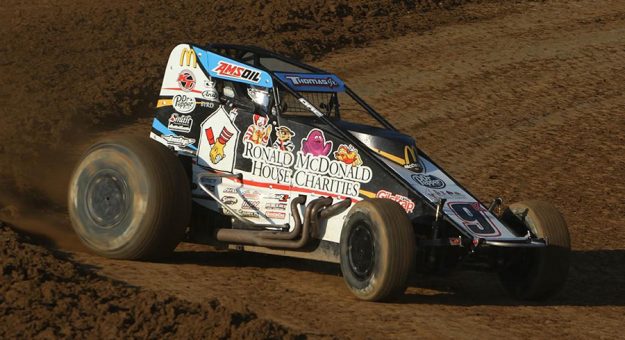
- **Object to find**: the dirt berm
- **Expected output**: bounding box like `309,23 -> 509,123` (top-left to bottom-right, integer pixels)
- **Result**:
0,221 -> 305,339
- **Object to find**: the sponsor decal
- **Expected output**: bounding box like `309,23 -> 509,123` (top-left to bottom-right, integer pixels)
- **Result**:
205,126 -> 234,164
172,94 -> 196,114
272,126 -> 295,152
212,61 -> 261,83
224,209 -> 259,218
411,174 -> 446,189
241,200 -> 261,210
301,129 -> 332,157
293,150 -> 372,198
274,72 -> 345,93
198,107 -> 240,171
243,114 -> 272,146
263,193 -> 290,202
163,135 -> 195,147
223,187 -> 238,194
179,47 -> 197,68
267,211 -> 286,219
200,101 -> 215,109
376,190 -> 415,213
243,142 -> 294,184
243,190 -> 261,200
243,128 -> 372,198
298,98 -> 324,117
424,189 -> 468,201
403,145 -> 423,172
202,78 -> 219,102
168,113 -> 193,133
177,69 -> 196,92
221,196 -> 238,205
265,203 -> 287,211
333,144 -> 363,167
285,75 -> 338,88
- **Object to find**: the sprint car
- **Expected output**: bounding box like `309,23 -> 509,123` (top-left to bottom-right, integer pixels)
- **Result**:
68,44 -> 570,301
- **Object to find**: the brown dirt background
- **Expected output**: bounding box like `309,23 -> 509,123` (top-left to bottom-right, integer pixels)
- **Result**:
2,0 -> 625,338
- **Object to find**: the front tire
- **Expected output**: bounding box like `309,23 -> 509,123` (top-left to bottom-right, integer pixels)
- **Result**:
498,200 -> 571,300
339,199 -> 416,301
68,136 -> 191,260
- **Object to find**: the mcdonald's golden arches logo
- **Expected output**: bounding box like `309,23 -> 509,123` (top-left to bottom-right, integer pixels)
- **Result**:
180,48 -> 197,68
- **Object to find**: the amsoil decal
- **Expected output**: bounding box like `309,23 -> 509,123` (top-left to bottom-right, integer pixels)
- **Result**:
168,113 -> 193,133
177,70 -> 196,92
411,174 -> 446,189
376,190 -> 415,213
212,61 -> 261,83
172,94 -> 196,114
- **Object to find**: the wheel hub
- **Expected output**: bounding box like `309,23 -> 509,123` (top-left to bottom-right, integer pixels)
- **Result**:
348,223 -> 375,280
86,169 -> 129,228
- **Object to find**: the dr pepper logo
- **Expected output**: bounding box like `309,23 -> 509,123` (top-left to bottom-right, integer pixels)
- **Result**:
212,61 -> 261,83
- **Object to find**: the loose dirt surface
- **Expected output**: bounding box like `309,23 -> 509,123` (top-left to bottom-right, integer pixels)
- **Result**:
2,0 -> 625,338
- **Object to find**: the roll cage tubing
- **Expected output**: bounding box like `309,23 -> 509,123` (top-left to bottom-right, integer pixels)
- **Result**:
202,44 -> 527,242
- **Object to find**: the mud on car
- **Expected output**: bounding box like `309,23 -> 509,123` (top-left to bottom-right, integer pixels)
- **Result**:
68,44 -> 570,301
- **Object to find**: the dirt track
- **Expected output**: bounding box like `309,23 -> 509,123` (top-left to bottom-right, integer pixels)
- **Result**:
2,0 -> 625,338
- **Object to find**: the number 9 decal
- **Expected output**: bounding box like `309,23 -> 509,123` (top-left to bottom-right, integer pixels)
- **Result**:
449,202 -> 499,236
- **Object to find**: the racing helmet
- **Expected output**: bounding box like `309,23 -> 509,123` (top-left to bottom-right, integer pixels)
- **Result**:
247,85 -> 273,115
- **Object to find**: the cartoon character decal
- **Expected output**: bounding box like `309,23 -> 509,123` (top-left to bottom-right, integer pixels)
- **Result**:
301,129 -> 333,156
272,126 -> 295,151
243,113 -> 272,146
333,144 -> 363,167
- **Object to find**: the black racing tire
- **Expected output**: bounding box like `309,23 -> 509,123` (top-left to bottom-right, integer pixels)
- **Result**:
498,200 -> 571,300
68,135 -> 191,260
339,199 -> 416,302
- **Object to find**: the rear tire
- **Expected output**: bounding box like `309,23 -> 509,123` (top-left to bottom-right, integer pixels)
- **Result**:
498,200 -> 570,300
339,199 -> 416,301
68,136 -> 191,260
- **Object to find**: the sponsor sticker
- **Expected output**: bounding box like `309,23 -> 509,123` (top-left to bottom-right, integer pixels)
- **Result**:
172,94 -> 196,114
265,203 -> 287,211
376,190 -> 415,213
267,211 -> 286,219
241,200 -> 261,210
177,69 -> 196,92
221,196 -> 238,205
163,135 -> 195,147
411,174 -> 446,189
168,113 -> 193,133
212,61 -> 261,83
